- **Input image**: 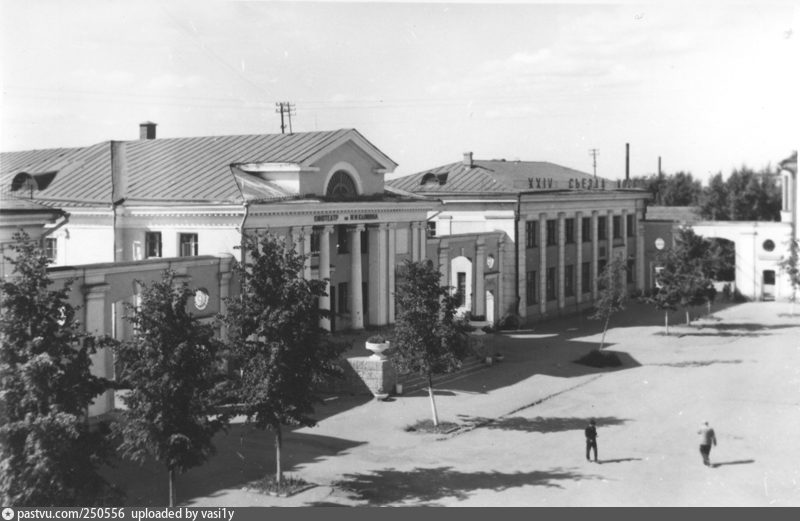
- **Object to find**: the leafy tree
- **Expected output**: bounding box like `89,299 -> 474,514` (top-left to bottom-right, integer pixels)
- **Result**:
590,255 -> 628,350
0,230 -> 119,506
219,232 -> 344,485
699,166 -> 781,221
391,259 -> 469,427
779,237 -> 800,315
114,270 -> 227,507
649,227 -> 716,330
632,171 -> 701,206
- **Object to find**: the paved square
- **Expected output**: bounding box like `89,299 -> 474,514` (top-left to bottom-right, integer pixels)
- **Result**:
113,301 -> 800,506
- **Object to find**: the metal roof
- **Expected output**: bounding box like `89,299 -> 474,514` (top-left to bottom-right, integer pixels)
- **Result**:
388,158 -> 608,195
0,129 -> 382,206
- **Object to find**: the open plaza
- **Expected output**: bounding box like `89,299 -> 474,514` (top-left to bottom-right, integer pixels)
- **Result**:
106,300 -> 800,507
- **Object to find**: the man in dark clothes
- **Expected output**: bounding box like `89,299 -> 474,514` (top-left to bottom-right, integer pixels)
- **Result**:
585,418 -> 598,462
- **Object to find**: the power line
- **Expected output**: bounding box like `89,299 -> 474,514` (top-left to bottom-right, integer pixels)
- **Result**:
275,102 -> 296,134
589,148 -> 599,178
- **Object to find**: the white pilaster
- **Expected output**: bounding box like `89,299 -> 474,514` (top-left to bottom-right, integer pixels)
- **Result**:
319,226 -> 333,331
591,210 -> 599,300
350,224 -> 364,330
539,213 -> 547,315
388,223 -> 397,324
576,211 -> 583,304
558,212 -> 566,310
475,239 -> 486,318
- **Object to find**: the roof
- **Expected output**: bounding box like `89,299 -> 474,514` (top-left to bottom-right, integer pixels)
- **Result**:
388,158 -> 613,195
0,128 -> 394,206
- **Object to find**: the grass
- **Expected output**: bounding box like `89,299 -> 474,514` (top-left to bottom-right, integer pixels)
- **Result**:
249,474 -> 316,497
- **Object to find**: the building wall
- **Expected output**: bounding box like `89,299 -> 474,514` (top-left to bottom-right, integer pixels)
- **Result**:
308,140 -> 386,196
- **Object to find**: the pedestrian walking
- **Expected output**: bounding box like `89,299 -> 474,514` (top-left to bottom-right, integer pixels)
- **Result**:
585,418 -> 598,462
698,421 -> 717,466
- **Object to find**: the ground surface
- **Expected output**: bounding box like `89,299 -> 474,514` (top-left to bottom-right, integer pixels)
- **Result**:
107,301 -> 800,507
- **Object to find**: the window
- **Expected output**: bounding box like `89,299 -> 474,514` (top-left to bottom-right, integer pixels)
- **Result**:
145,232 -> 162,259
456,272 -> 466,306
626,214 -> 635,237
526,271 -> 537,304
598,216 -> 607,240
326,170 -> 357,198
426,221 -> 437,238
598,259 -> 607,277
627,259 -> 636,284
613,215 -> 622,239
337,282 -> 349,312
546,220 -> 557,246
44,238 -> 57,261
310,229 -> 320,254
565,218 -> 575,244
179,233 -> 198,257
525,220 -> 538,248
546,267 -> 556,301
582,262 -> 591,293
565,264 -> 575,297
337,226 -> 349,254
582,217 -> 591,243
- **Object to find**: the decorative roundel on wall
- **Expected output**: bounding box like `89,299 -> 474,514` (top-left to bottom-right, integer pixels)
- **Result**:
762,239 -> 775,252
194,288 -> 210,310
655,238 -> 665,250
486,254 -> 495,269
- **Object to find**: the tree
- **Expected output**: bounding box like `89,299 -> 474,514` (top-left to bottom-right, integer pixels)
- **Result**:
649,227 -> 716,331
113,270 -> 227,507
391,259 -> 469,427
219,231 -> 344,486
0,230 -> 118,506
632,171 -> 702,207
779,237 -> 800,315
699,166 -> 781,221
590,255 -> 628,350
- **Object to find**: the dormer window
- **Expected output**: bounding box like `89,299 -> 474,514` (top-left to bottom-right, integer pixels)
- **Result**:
10,171 -> 57,198
326,170 -> 357,198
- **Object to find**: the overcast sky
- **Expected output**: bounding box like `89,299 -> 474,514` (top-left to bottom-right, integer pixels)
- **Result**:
1,0 -> 797,182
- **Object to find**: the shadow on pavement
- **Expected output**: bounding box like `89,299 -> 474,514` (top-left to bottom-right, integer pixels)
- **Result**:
325,465 -> 598,506
651,359 -> 744,368
455,415 -> 632,433
711,459 -> 755,468
597,458 -> 642,464
105,423 -> 365,507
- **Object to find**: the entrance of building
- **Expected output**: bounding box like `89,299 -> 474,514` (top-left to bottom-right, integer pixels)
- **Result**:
762,270 -> 775,301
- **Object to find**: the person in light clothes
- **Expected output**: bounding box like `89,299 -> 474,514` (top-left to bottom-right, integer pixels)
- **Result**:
698,421 -> 717,466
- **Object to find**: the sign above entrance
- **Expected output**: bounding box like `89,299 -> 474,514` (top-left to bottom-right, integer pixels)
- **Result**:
313,213 -> 380,223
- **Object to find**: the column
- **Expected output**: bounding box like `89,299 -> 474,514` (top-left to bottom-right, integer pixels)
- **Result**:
622,209 -> 629,252
302,226 -> 312,280
83,282 -> 113,416
539,213 -> 547,315
591,210 -> 599,300
438,239 -> 450,288
576,211 -> 583,304
607,209 -> 614,260
368,224 -> 389,326
475,238 -> 486,318
388,223 -> 397,324
557,212 -> 566,310
349,225 -> 364,330
418,222 -> 428,261
319,225 -> 333,331
516,218 -> 527,315
411,222 -> 420,261
636,215 -> 646,292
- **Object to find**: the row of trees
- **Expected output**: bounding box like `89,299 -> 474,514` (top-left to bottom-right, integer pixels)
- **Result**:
1,230 -> 469,507
590,227 -> 746,342
633,165 -> 782,222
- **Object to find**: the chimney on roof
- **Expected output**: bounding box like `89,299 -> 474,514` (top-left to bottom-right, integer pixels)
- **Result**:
463,152 -> 473,167
139,121 -> 157,140
625,143 -> 630,181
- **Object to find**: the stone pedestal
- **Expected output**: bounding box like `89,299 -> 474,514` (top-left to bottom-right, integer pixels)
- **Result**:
346,356 -> 397,396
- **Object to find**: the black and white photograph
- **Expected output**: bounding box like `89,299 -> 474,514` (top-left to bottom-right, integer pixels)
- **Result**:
1,0 -> 798,509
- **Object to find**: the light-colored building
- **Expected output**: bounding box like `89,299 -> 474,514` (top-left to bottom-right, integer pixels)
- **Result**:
388,152 -> 652,323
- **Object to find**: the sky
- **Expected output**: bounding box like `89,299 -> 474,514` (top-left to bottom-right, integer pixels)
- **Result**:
1,0 -> 798,183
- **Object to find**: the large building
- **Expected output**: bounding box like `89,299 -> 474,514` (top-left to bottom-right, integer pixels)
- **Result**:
388,152 -> 651,323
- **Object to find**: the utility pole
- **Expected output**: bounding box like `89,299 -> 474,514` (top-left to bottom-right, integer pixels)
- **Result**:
588,148 -> 599,178
275,102 -> 296,134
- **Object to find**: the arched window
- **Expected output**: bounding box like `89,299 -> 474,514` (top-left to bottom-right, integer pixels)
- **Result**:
326,170 -> 357,198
